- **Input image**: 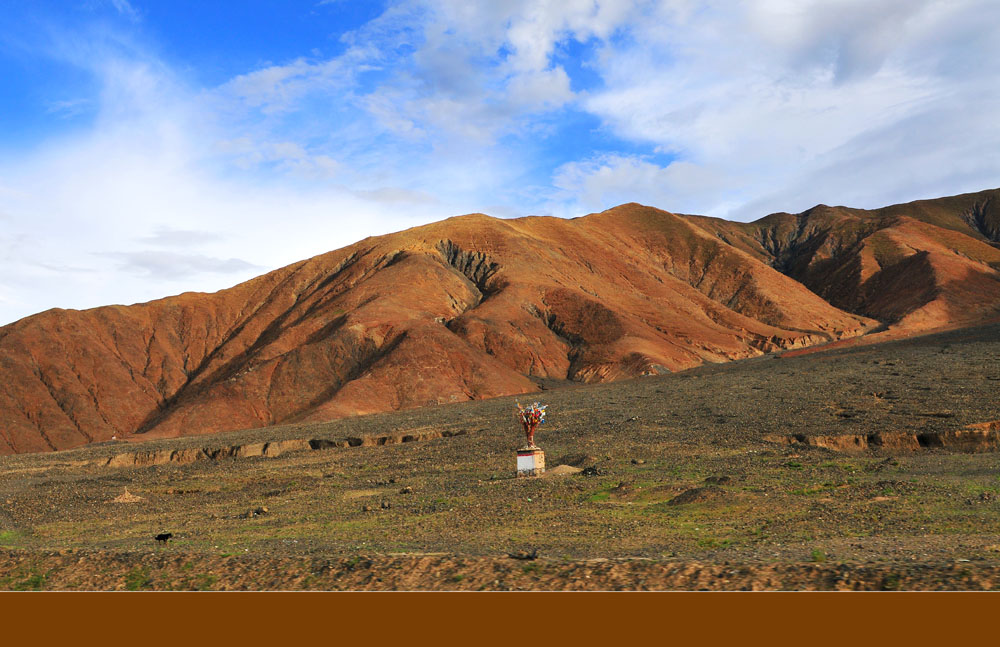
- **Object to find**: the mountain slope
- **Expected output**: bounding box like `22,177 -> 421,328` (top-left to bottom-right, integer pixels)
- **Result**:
683,188 -> 1000,333
0,203 -> 875,454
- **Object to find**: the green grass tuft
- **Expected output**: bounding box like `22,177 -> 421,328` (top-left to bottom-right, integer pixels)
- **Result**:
124,566 -> 152,591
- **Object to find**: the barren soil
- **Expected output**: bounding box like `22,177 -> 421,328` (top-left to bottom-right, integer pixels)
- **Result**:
2,323 -> 999,590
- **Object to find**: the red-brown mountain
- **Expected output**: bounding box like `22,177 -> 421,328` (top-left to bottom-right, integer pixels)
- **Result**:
683,189 -> 1000,333
2,189 -> 998,454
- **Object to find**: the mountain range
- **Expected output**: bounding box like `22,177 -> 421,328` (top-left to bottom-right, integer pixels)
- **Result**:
1,188 -> 998,454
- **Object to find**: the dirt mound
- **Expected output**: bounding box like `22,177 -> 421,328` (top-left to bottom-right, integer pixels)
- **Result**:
553,453 -> 596,467
110,488 -> 144,503
667,486 -> 726,506
544,464 -> 583,476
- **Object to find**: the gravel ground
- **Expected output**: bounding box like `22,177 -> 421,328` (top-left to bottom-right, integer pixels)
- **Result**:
1,323 -> 999,590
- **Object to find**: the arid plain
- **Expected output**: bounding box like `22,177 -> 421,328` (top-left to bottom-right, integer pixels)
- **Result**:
1,323 -> 999,590
1,189 -> 999,590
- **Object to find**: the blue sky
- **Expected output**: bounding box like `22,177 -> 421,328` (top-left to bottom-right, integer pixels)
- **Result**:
1,0 -> 999,325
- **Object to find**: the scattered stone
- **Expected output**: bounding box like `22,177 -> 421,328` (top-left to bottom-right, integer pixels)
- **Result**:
238,506 -> 270,519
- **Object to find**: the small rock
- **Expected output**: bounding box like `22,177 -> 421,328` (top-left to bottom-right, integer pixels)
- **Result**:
238,506 -> 270,519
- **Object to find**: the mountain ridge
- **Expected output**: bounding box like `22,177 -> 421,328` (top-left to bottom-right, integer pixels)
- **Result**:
2,188 -> 999,454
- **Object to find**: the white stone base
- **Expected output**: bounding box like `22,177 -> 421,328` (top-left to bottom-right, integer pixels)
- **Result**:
516,447 -> 545,477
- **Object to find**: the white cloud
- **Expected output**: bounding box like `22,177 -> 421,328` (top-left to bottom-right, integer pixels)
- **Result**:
108,0 -> 139,22
581,0 -> 1000,217
102,251 -> 263,280
551,154 -> 731,215
136,228 -> 225,247
349,0 -> 640,143
0,41 -> 439,324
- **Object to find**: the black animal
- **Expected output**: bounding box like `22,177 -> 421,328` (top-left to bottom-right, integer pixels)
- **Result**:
154,532 -> 173,544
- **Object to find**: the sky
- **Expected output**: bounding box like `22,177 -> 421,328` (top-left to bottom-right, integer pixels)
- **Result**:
1,0 -> 998,326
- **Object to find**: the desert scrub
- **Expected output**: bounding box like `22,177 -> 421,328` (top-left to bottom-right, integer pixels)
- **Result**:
124,566 -> 152,591
0,530 -> 20,547
192,573 -> 217,590
16,569 -> 48,591
791,484 -> 840,496
584,481 -> 620,503
697,537 -> 733,549
3,564 -> 49,591
882,572 -> 902,591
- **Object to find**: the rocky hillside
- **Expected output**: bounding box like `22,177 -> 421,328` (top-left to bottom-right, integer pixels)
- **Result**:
3,189 -> 998,454
683,189 -> 1000,332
